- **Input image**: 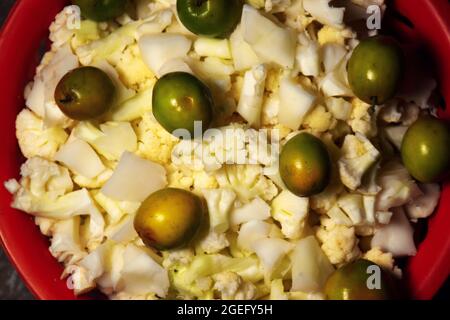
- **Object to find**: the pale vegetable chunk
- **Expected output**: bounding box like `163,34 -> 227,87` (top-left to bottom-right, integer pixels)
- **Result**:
271,190 -> 309,240
101,152 -> 167,202
303,0 -> 345,28
278,77 -> 316,130
138,33 -> 192,76
230,24 -> 261,71
194,38 -> 232,59
405,183 -> 440,220
241,5 -> 296,68
237,64 -> 267,128
371,207 -> 417,257
55,139 -> 105,179
230,197 -> 271,226
291,236 -> 334,292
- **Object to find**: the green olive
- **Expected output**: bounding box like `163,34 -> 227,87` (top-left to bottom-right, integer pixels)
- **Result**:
72,0 -> 128,22
401,116 -> 450,183
152,72 -> 213,137
134,188 -> 204,251
325,259 -> 398,300
177,0 -> 243,38
279,133 -> 331,197
347,36 -> 403,105
55,66 -> 115,121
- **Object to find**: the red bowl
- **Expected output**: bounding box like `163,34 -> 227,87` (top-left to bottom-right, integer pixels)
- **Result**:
0,0 -> 449,300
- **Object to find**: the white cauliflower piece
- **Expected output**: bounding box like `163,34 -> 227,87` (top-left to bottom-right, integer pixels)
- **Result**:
49,5 -> 80,49
252,238 -> 293,277
338,133 -> 380,190
230,24 -> 261,71
162,249 -> 194,269
73,121 -> 137,161
371,207 -> 417,257
237,220 -> 272,253
194,38 -> 232,59
348,98 -> 378,137
318,25 -> 351,46
55,139 -> 106,179
325,97 -> 352,121
94,191 -> 140,225
49,216 -> 86,265
302,105 -> 336,133
107,43 -> 155,91
230,197 -> 271,226
101,152 -> 167,202
375,161 -> 422,211
241,5 -> 296,68
8,157 -> 73,201
320,60 -> 353,97
384,126 -> 408,150
15,109 -> 68,160
271,190 -> 309,240
73,168 -> 114,189
315,217 -> 361,265
405,183 -> 440,221
237,64 -> 267,128
110,86 -> 153,122
213,272 -> 257,300
278,77 -> 317,130
322,43 -> 347,73
139,33 -> 192,77
202,188 -> 236,233
363,247 -> 401,276
27,44 -> 78,127
296,34 -> 320,77
135,113 -> 179,165
290,235 -> 335,292
302,0 -> 345,28
197,231 -> 230,254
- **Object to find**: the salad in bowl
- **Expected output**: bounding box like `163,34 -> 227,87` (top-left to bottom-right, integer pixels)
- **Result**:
3,0 -> 449,300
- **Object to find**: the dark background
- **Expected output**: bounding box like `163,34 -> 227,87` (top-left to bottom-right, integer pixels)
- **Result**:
0,0 -> 448,301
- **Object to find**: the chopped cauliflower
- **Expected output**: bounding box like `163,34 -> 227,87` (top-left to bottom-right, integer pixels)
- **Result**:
363,247 -> 401,277
197,231 -> 230,254
134,113 -> 179,165
338,133 -> 380,190
348,98 -> 378,137
213,272 -> 257,300
162,249 -> 195,269
318,25 -> 350,46
16,109 -> 68,160
271,190 -> 309,240
315,217 -> 361,265
107,44 -> 155,91
405,183 -> 440,221
49,5 -> 80,49
216,165 -> 279,202
302,105 -> 336,133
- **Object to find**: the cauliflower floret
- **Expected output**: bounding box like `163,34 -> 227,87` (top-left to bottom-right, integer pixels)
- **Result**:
376,161 -> 422,211
202,188 -> 236,233
9,157 -> 73,202
216,165 -> 279,202
271,190 -> 309,240
197,231 -> 230,254
363,247 -> 401,277
162,249 -> 195,269
49,5 -> 80,49
71,20 -> 101,50
348,98 -> 378,137
302,0 -> 345,28
338,133 -> 380,190
135,113 -> 179,165
73,169 -> 114,189
315,217 -> 361,265
317,25 -> 351,46
302,105 -> 336,133
16,109 -> 68,160
405,183 -> 440,221
237,64 -> 267,128
213,272 -> 257,300
49,216 -> 86,265
107,44 -> 155,91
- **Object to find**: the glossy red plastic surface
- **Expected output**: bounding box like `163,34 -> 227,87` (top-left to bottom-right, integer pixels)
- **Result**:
0,0 -> 449,300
